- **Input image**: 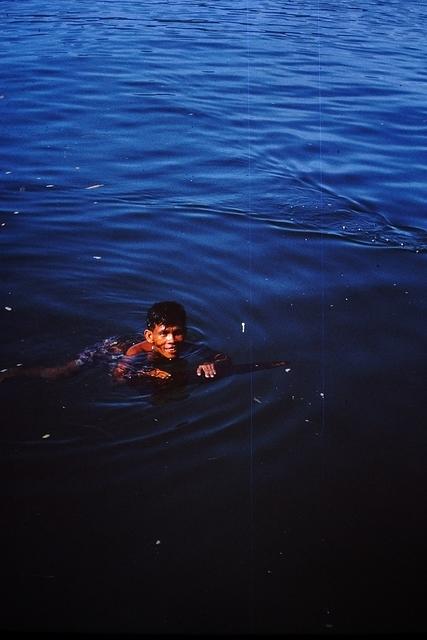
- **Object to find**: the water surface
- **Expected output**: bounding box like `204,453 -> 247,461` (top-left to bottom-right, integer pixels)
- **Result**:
1,0 -> 426,634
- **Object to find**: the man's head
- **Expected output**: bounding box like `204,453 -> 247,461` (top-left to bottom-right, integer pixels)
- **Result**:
144,301 -> 187,359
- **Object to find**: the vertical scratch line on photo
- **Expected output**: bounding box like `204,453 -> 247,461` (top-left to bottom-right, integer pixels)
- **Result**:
246,0 -> 255,625
317,0 -> 329,621
317,1 -> 326,455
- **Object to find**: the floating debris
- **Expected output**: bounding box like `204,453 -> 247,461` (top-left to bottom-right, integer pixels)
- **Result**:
241,322 -> 245,333
155,539 -> 161,545
45,184 -> 54,188
254,396 -> 262,404
85,184 -> 104,190
285,368 -> 291,373
42,434 -> 51,439
92,256 -> 102,260
4,306 -> 12,311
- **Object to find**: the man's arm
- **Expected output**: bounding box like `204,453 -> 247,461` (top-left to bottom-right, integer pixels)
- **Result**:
0,337 -> 121,384
0,360 -> 81,383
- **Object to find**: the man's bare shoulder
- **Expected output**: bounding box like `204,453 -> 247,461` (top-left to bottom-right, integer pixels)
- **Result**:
126,341 -> 151,356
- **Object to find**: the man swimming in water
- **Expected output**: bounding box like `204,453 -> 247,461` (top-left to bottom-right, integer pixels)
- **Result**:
0,301 -> 231,384
112,300 -> 231,382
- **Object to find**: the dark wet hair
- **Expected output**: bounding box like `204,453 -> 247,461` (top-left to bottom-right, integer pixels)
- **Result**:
146,301 -> 187,331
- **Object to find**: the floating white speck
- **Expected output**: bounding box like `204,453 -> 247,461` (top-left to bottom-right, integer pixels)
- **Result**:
16,363 -> 23,367
320,392 -> 325,398
155,539 -> 161,545
42,434 -> 51,439
5,171 -> 11,174
4,306 -> 12,311
254,397 -> 262,404
13,211 -> 19,214
46,184 -> 54,188
285,368 -> 291,373
1,223 -> 6,227
1,369 -> 7,373
92,256 -> 102,260
241,322 -> 245,333
86,184 -> 104,190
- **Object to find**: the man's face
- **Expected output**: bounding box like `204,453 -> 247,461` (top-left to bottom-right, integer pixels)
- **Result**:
144,323 -> 185,359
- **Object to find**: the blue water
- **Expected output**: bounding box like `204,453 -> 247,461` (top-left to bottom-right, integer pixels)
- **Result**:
1,0 -> 426,634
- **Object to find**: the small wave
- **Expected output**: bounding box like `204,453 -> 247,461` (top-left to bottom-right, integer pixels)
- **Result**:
154,199 -> 427,252
251,204 -> 427,252
285,207 -> 427,252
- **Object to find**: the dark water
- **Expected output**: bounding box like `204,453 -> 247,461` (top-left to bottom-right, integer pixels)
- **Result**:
1,0 -> 426,634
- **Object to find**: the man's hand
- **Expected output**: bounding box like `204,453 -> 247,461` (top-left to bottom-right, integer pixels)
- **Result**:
196,362 -> 217,379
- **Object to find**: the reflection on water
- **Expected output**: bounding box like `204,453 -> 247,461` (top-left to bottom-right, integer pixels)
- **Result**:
1,0 -> 426,634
